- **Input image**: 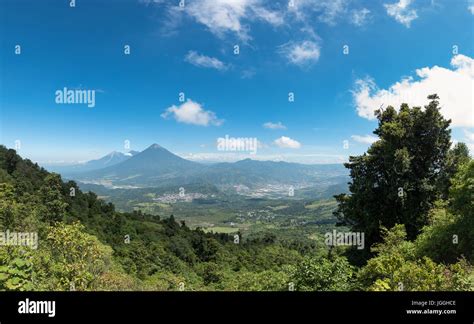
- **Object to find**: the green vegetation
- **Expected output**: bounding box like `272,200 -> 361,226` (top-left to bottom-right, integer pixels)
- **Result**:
0,95 -> 472,291
333,95 -> 473,290
0,146 -> 325,291
357,224 -> 471,291
335,96 -> 471,256
203,226 -> 240,234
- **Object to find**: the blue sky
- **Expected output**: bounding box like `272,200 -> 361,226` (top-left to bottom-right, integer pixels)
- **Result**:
1,0 -> 473,164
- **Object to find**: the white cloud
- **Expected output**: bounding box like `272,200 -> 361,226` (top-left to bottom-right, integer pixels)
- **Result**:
351,134 -> 378,145
352,54 -> 474,127
469,0 -> 474,14
317,0 -> 348,25
351,8 -> 371,26
263,121 -> 287,130
184,0 -> 283,40
274,136 -> 301,149
252,6 -> 285,25
145,0 -> 368,42
384,0 -> 418,27
186,0 -> 249,39
161,99 -> 223,126
185,51 -> 228,70
289,0 -> 349,26
279,41 -> 321,66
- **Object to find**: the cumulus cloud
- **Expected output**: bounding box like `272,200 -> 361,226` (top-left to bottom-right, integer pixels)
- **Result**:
274,136 -> 301,149
352,54 -> 474,127
161,99 -> 223,126
263,121 -> 287,130
279,41 -> 321,66
469,0 -> 474,14
351,134 -> 379,145
185,51 -> 228,70
184,0 -> 283,40
384,0 -> 418,27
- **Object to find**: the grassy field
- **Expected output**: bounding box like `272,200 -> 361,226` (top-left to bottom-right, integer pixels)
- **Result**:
202,226 -> 240,234
305,199 -> 337,209
98,188 -> 342,242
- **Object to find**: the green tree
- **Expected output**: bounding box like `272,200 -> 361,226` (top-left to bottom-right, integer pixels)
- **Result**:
0,247 -> 34,291
291,255 -> 354,291
43,222 -> 113,290
39,174 -> 68,224
449,159 -> 474,219
223,270 -> 291,291
335,95 -> 452,251
358,225 -> 471,291
0,183 -> 17,228
438,143 -> 470,199
416,160 -> 474,263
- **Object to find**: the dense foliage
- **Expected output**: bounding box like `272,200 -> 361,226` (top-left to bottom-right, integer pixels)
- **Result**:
0,96 -> 472,291
0,146 -> 322,290
335,95 -> 454,245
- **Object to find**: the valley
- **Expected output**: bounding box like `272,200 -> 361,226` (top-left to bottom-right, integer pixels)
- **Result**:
47,143 -> 350,242
78,180 -> 348,242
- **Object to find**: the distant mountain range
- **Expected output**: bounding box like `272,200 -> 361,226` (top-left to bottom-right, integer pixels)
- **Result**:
47,144 -> 348,189
47,150 -> 140,174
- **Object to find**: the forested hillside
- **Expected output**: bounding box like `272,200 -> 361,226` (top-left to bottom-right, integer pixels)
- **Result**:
0,145 -> 325,291
0,98 -> 472,291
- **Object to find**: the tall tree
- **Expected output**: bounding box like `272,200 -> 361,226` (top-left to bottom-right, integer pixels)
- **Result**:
39,174 -> 68,224
438,142 -> 470,199
334,95 -> 452,252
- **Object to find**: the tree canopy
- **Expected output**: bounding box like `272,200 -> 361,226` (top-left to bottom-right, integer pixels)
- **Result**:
335,95 -> 461,250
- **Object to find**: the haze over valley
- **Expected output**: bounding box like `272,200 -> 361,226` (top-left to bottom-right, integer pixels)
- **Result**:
44,143 -> 349,235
